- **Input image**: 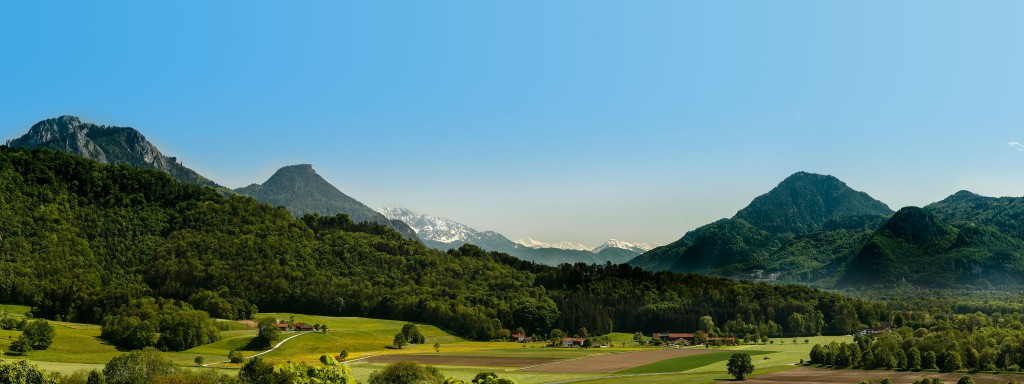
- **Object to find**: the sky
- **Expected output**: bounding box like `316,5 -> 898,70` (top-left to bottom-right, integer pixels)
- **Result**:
2,1 -> 1024,247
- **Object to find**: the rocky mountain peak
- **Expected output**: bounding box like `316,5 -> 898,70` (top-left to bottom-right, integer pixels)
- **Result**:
10,116 -> 219,188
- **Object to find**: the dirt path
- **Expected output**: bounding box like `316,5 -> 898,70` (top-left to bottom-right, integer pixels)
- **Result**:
519,348 -> 717,373
203,331 -> 310,367
362,354 -> 563,367
746,367 -> 1024,384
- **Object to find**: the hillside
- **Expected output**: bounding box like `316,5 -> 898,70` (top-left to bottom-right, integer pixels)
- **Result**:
630,172 -> 893,278
9,116 -> 220,189
0,146 -> 885,339
833,200 -> 1024,287
236,164 -> 419,241
735,172 -> 893,235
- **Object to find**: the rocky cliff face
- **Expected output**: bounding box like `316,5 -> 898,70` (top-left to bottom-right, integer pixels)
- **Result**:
10,116 -> 220,188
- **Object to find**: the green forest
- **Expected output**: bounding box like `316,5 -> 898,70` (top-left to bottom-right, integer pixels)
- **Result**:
0,147 -> 896,347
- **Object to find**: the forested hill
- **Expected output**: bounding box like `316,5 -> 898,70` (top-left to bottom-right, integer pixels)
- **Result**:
629,172 -> 893,279
832,201 -> 1024,288
235,164 -> 419,241
0,146 -> 889,339
9,115 -> 221,189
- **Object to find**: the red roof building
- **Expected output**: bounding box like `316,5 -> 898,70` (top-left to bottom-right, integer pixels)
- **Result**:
561,337 -> 586,347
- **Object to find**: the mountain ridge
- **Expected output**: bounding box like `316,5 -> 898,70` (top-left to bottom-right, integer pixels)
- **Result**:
9,115 -> 220,189
380,207 -> 647,265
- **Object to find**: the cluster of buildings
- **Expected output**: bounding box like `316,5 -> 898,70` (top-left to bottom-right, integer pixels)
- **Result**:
652,332 -> 736,346
275,322 -> 315,332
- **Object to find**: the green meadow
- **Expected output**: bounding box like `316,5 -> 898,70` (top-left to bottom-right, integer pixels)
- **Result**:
0,305 -> 844,384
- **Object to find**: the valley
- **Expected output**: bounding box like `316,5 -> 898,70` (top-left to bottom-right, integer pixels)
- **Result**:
3,118 -> 1024,384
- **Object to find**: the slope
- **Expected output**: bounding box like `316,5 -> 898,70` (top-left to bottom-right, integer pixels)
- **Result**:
835,206 -> 1024,287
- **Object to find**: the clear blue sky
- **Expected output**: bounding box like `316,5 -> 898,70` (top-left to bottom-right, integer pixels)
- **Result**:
3,1 -> 1024,247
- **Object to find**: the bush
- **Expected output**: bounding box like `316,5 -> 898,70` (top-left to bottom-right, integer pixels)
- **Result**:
368,362 -> 444,384
102,348 -> 176,384
0,359 -> 57,384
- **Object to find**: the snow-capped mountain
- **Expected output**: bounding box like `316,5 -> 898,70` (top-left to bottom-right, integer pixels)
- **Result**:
593,239 -> 655,254
514,238 -> 590,251
380,207 -> 478,244
379,207 -> 651,266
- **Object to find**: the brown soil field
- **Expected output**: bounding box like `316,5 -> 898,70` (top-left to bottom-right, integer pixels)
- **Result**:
519,348 -> 717,373
237,320 -> 257,328
748,367 -> 1024,384
362,354 -> 563,367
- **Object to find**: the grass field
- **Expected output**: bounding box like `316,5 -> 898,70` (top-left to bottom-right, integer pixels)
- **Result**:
0,305 -> 851,384
619,350 -> 772,374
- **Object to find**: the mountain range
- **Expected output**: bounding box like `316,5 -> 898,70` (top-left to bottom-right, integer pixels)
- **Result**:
379,207 -> 651,265
10,116 -> 1024,289
8,116 -> 418,241
629,172 -> 1024,288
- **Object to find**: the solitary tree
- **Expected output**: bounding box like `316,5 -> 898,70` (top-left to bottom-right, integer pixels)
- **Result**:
393,333 -> 408,349
339,350 -> 349,361
194,356 -> 204,366
254,318 -> 281,349
957,375 -> 975,384
727,353 -> 754,380
434,342 -> 441,352
22,320 -> 55,350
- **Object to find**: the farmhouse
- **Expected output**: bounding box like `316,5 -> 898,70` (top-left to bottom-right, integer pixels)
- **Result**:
511,333 -> 532,342
858,325 -> 892,337
561,337 -> 586,348
275,323 -> 289,331
293,322 -> 315,331
652,332 -> 695,345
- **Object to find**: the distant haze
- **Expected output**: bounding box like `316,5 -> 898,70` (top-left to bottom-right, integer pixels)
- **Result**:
3,2 -> 1024,246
